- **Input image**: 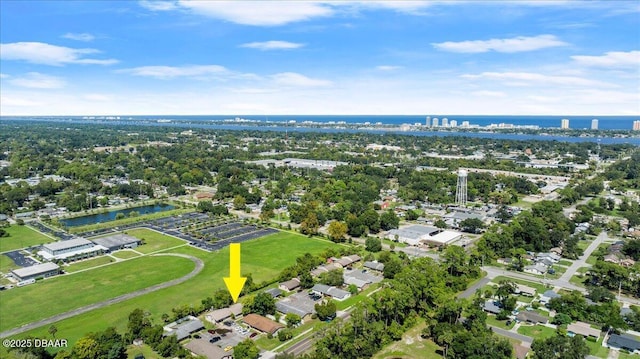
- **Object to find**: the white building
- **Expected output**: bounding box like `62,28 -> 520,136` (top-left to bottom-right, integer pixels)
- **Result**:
386,225 -> 463,246
634,120 -> 640,131
591,119 -> 599,130
561,119 -> 570,129
39,238 -> 107,261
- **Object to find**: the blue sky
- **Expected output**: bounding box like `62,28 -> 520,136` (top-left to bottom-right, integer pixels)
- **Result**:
1,1 -> 638,116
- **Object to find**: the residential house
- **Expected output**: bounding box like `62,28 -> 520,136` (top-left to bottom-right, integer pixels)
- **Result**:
524,263 -> 548,275
242,314 -> 284,334
516,311 -> 548,325
483,301 -> 502,315
206,303 -> 243,323
567,321 -> 600,339
514,284 -> 536,297
311,284 -> 351,301
279,278 -> 301,292
163,316 -> 204,341
540,290 -> 561,305
607,334 -> 640,354
363,261 -> 385,272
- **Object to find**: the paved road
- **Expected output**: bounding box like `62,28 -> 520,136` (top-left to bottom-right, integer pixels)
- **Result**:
458,277 -> 490,299
0,253 -> 204,338
489,326 -> 532,345
284,335 -> 315,356
558,230 -> 609,284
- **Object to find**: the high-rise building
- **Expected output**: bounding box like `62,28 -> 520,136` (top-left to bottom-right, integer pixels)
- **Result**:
425,116 -> 431,127
455,169 -> 468,207
591,119 -> 599,130
432,118 -> 439,127
442,118 -> 449,127
450,120 -> 458,127
633,120 -> 640,131
561,119 -> 570,129
461,121 -> 470,128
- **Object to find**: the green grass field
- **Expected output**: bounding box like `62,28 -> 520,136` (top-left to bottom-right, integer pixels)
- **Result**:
65,256 -> 115,272
124,228 -> 187,253
111,250 -> 141,259
486,315 -> 515,330
7,231 -> 338,351
586,243 -> 609,265
0,255 -> 194,332
0,253 -> 19,273
492,276 -> 547,294
127,343 -> 162,359
517,324 -> 556,340
373,320 -> 441,359
0,225 -> 53,253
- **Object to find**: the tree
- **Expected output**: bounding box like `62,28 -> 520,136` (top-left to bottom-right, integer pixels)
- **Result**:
285,313 -> 301,328
299,271 -> 314,289
315,300 -> 337,321
531,335 -> 589,359
380,210 -> 400,231
48,324 -> 58,338
365,237 -> 382,252
318,269 -> 344,287
278,328 -> 293,341
551,313 -> 572,325
233,195 -> 246,210
300,212 -> 320,235
72,337 -> 100,359
259,207 -> 274,223
459,218 -> 485,233
327,221 -> 348,242
234,339 -> 260,359
383,257 -> 402,279
434,219 -> 447,228
127,308 -> 150,339
249,293 -> 276,316
197,200 -> 214,213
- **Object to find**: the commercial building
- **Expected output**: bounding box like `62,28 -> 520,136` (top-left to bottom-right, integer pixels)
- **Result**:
39,238 -> 107,261
11,262 -> 60,281
91,234 -> 141,252
561,119 -> 570,129
311,283 -> 351,301
163,316 -> 204,341
385,225 -> 463,246
591,119 -> 599,130
242,314 -> 284,334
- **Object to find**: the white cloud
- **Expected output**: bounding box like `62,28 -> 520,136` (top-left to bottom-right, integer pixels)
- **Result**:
433,34 -> 567,53
0,42 -> 118,66
240,41 -> 305,50
0,95 -> 43,107
471,90 -> 506,97
176,1 -> 333,26
139,0 -> 179,11
571,51 -> 640,68
116,64 -> 228,79
9,72 -> 66,89
462,71 -> 614,87
83,93 -> 112,101
62,33 -> 95,42
0,73 -> 8,79
271,72 -> 333,87
376,65 -> 402,71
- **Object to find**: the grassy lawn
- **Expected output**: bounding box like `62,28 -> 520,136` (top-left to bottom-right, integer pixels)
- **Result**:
570,274 -> 588,287
557,259 -> 573,267
255,319 -> 321,351
67,207 -> 193,234
0,255 -> 194,332
577,240 -> 591,251
492,276 -> 547,293
127,343 -> 163,359
382,238 -> 407,248
125,229 -> 187,253
6,231 -> 338,352
0,253 -> 19,273
585,337 -> 609,358
65,256 -> 115,272
486,315 -> 515,330
586,243 -> 609,265
577,266 -> 590,273
111,250 -> 140,259
336,283 -> 381,310
0,225 -> 53,253
373,319 -> 441,359
517,324 -> 556,339
516,295 -> 534,303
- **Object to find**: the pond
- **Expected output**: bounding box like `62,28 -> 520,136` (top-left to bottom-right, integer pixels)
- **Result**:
60,204 -> 175,227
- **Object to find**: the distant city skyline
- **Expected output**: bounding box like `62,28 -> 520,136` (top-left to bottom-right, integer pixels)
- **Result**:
0,1 -> 638,116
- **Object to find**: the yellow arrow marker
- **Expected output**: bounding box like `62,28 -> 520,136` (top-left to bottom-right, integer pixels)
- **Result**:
223,243 -> 247,303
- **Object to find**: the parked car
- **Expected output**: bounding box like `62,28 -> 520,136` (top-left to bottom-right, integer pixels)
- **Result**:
209,336 -> 221,343
224,346 -> 233,352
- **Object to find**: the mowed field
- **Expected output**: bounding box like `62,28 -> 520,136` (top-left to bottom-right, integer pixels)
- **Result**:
0,255 -> 195,332
0,225 -> 53,253
8,230 -> 338,351
125,228 -> 186,253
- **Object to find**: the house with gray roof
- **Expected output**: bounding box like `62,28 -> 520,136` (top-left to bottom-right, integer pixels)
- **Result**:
363,261 -> 385,272
311,284 -> 350,301
607,334 -> 640,354
163,316 -> 204,341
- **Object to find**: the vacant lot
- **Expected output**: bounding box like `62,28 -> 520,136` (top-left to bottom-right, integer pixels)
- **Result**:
125,228 -> 186,253
9,231 -> 338,350
0,225 -> 53,253
374,320 -> 441,359
517,324 -> 555,340
65,256 -> 115,272
0,255 -> 194,332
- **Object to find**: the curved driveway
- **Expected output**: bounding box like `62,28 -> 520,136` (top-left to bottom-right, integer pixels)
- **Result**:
0,253 -> 204,338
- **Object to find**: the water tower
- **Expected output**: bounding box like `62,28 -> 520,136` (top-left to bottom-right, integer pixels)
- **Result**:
455,169 -> 468,207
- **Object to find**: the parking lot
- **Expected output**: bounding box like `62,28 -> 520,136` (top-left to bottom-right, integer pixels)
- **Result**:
276,291 -> 321,318
4,250 -> 38,268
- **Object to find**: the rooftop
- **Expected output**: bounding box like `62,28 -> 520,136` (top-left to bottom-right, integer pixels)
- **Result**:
42,238 -> 92,251
11,262 -> 60,278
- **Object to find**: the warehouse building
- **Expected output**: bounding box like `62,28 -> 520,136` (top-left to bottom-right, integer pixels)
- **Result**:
11,262 -> 60,281
385,225 -> 463,246
91,234 -> 141,252
38,238 -> 107,261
